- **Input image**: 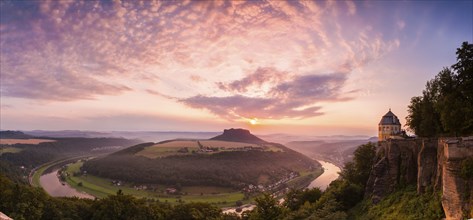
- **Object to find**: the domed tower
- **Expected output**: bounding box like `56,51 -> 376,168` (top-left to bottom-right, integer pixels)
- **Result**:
378,109 -> 401,141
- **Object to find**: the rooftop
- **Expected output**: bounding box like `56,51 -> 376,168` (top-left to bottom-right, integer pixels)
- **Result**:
379,109 -> 401,125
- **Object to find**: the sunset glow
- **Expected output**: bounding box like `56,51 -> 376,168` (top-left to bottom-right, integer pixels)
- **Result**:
0,0 -> 472,136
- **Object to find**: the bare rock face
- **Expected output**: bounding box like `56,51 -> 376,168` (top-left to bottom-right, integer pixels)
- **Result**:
364,157 -> 389,203
365,139 -> 421,202
441,138 -> 473,220
417,139 -> 438,193
365,137 -> 473,220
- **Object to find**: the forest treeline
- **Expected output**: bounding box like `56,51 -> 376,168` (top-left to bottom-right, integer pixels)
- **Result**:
406,42 -> 473,137
0,135 -> 140,184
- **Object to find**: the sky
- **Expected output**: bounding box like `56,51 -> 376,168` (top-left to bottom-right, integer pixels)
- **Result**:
1,0 -> 472,136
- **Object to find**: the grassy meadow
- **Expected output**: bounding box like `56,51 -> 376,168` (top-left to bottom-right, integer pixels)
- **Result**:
64,161 -> 246,206
136,140 -> 282,159
0,147 -> 22,155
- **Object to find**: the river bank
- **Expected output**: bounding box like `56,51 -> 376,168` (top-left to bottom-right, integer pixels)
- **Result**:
307,160 -> 341,191
38,158 -> 340,215
40,169 -> 94,199
223,160 -> 341,214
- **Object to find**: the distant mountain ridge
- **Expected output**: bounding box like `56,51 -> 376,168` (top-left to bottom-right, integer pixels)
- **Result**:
210,128 -> 267,144
0,130 -> 34,139
22,130 -> 220,142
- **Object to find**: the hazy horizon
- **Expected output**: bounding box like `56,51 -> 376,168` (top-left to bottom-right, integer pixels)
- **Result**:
1,129 -> 376,144
1,1 -> 472,136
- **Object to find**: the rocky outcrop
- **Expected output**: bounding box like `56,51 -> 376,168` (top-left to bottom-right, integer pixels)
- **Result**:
365,137 -> 473,220
365,139 -> 421,202
417,139 -> 438,193
441,138 -> 473,220
210,128 -> 267,144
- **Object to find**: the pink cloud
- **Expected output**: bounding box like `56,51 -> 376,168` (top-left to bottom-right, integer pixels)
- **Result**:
181,68 -> 353,120
1,0 -> 399,106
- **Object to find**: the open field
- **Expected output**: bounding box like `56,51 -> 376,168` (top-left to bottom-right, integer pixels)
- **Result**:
0,147 -> 22,155
64,161 -> 245,206
135,146 -> 200,158
136,140 -> 282,158
0,138 -> 56,145
199,140 -> 258,148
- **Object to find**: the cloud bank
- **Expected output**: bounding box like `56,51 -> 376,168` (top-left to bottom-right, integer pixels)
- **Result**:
0,0 -> 400,120
182,68 -> 353,120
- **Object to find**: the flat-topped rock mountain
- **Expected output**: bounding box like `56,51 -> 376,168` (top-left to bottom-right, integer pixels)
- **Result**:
210,128 -> 267,144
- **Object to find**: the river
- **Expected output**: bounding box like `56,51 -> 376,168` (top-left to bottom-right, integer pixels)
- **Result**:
39,170 -> 94,199
307,160 -> 341,191
40,159 -> 340,213
224,160 -> 341,215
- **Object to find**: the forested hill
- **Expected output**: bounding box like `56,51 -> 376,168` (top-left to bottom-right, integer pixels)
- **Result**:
0,130 -> 34,139
0,135 -> 142,172
83,129 -> 320,189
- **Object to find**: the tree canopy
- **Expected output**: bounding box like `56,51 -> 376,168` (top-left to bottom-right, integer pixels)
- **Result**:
406,42 -> 473,137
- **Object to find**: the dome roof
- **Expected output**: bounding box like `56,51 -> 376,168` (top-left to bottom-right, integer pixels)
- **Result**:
379,109 -> 401,125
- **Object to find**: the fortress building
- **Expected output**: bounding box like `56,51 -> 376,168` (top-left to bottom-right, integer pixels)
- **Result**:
378,109 -> 401,141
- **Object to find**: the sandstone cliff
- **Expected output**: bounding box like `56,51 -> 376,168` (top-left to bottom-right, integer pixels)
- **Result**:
365,137 -> 473,220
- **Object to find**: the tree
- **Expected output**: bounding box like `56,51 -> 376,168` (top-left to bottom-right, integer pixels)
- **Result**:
309,198 -> 347,220
339,143 -> 376,187
406,41 -> 473,137
247,193 -> 283,220
168,203 -> 222,220
283,188 -> 322,211
453,42 -> 473,135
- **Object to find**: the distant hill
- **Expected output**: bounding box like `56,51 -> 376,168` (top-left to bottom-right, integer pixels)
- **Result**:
210,128 -> 267,144
0,130 -> 33,139
286,139 -> 375,167
23,130 -> 220,142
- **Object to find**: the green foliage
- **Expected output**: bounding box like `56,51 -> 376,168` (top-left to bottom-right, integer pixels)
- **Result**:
283,188 -> 322,211
406,41 -> 473,137
349,186 -> 444,220
244,193 -> 284,220
168,202 -> 222,220
309,198 -> 347,220
460,157 -> 473,179
315,180 -> 363,211
83,146 -> 318,188
0,160 -> 28,183
0,174 -> 94,220
0,174 -> 230,220
339,143 -> 376,187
